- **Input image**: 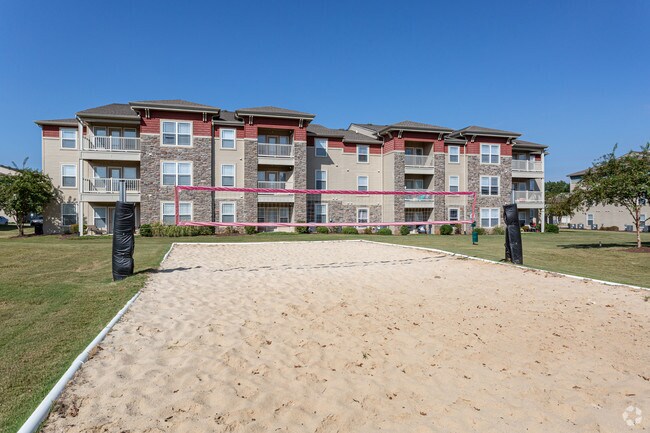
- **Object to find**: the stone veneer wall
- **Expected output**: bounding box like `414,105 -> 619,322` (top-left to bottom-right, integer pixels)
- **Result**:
140,135 -> 212,224
433,153 -> 446,222
467,155 -> 513,224
242,139 -> 258,223
392,152 -> 405,225
293,141 -> 307,222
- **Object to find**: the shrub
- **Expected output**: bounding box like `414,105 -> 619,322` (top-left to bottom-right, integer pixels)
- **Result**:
491,226 -> 505,235
245,226 -> 257,235
545,223 -> 559,233
599,225 -> 619,232
454,224 -> 462,235
399,225 -> 410,236
376,227 -> 392,235
342,226 -> 359,235
440,224 -> 453,235
70,224 -> 79,235
140,224 -> 153,237
363,227 -> 373,235
316,226 -> 329,234
294,222 -> 309,234
473,227 -> 486,236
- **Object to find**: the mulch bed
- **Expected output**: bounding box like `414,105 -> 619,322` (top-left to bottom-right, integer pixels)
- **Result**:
623,247 -> 650,253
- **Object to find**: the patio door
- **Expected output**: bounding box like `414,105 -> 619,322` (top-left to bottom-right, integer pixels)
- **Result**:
93,166 -> 107,191
109,128 -> 121,150
109,167 -> 121,192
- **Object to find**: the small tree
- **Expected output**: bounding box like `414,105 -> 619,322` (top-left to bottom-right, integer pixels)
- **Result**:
573,144 -> 650,248
0,167 -> 58,236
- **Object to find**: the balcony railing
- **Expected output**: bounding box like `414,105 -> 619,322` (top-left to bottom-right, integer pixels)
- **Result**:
512,160 -> 543,172
258,181 -> 288,190
258,143 -> 293,158
405,154 -> 434,167
83,178 -> 140,193
84,136 -> 140,152
512,190 -> 543,203
405,191 -> 434,202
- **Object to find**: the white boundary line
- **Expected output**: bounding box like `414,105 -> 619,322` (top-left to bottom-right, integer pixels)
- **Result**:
17,242 -> 176,433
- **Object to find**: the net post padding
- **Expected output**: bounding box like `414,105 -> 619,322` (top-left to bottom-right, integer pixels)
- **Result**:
174,186 -> 476,228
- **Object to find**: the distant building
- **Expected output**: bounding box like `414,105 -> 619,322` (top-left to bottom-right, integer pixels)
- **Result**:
0,164 -> 19,222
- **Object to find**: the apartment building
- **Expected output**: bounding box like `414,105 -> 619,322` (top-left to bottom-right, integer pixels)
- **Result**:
35,100 -> 547,234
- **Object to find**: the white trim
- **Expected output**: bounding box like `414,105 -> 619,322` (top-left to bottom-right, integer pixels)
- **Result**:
161,200 -> 193,224
357,175 -> 369,192
449,175 -> 459,193
448,207 -> 460,222
356,144 -> 369,163
60,202 -> 77,226
480,143 -> 500,165
60,128 -> 78,150
448,145 -> 460,164
160,119 -> 193,147
220,163 -> 236,187
220,201 -> 236,223
60,163 -> 77,188
357,207 -> 369,224
220,128 -> 236,150
480,175 -> 500,196
315,137 -> 328,157
587,213 -> 594,227
160,161 -> 193,186
314,202 -> 328,223
480,207 -> 500,228
315,169 -> 327,190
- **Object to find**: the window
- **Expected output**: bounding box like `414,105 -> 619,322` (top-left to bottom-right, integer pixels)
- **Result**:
480,176 -> 499,196
315,170 -> 327,190
357,145 -> 369,163
449,176 -> 459,193
357,208 -> 369,224
587,214 -> 594,227
162,202 -> 192,224
220,129 -> 236,149
162,121 -> 192,146
357,176 -> 368,192
449,208 -> 459,222
61,164 -> 76,188
61,203 -> 77,226
480,143 -> 500,164
480,208 -> 499,228
258,207 -> 290,223
448,146 -> 460,163
94,208 -> 107,229
315,138 -> 328,157
220,202 -> 236,223
61,128 -> 77,149
641,214 -> 646,228
406,179 -> 424,190
162,162 -> 192,186
221,164 -> 235,187
315,203 -> 328,223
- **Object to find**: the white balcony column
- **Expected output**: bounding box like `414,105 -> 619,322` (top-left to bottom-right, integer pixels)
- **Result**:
541,173 -> 546,233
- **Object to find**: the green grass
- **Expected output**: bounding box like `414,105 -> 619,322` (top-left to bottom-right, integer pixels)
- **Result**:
0,226 -> 648,432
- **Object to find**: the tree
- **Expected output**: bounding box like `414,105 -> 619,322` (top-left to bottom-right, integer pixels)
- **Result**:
545,180 -> 570,195
544,180 -> 573,224
0,167 -> 58,236
572,144 -> 650,248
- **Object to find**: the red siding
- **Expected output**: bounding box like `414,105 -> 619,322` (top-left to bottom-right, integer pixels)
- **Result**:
215,126 -> 245,138
42,126 -> 59,137
384,136 -> 405,152
140,110 -> 212,137
465,135 -> 512,155
243,116 -> 307,141
445,143 -> 466,154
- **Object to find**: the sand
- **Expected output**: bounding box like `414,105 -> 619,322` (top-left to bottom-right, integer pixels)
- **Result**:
42,241 -> 650,433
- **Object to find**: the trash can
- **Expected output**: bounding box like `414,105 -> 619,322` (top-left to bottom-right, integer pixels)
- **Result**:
33,223 -> 43,235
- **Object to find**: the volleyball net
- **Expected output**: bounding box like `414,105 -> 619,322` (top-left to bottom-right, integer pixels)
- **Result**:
174,186 -> 476,229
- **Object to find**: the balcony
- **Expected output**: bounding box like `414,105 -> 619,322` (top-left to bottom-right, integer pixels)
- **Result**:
257,180 -> 294,203
81,178 -> 141,202
405,154 -> 434,174
512,160 -> 544,178
81,136 -> 141,161
258,143 -> 294,166
512,190 -> 543,208
405,191 -> 435,208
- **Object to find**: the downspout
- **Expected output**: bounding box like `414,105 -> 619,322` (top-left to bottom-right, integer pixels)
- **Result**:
211,120 -> 216,224
77,116 -> 84,236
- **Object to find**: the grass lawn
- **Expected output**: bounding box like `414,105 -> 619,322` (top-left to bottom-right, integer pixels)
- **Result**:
0,226 -> 648,432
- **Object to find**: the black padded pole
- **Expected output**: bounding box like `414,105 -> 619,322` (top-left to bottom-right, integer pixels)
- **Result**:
112,201 -> 135,280
503,204 -> 523,265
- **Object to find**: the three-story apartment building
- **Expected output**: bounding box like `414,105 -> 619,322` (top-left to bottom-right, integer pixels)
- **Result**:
35,100 -> 547,234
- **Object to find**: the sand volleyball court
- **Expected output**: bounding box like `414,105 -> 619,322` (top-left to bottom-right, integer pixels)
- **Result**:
43,241 -> 649,433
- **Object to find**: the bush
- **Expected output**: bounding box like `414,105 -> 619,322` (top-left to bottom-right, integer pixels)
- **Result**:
599,225 -> 619,232
363,227 -> 373,235
376,227 -> 392,235
329,226 -> 342,234
399,225 -> 410,236
491,226 -> 505,235
473,227 -> 486,236
316,226 -> 329,234
70,224 -> 80,235
454,224 -> 462,235
439,224 -> 453,235
140,224 -> 153,237
245,226 -> 257,235
148,222 -> 212,237
342,226 -> 359,235
294,222 -> 309,234
545,223 -> 559,233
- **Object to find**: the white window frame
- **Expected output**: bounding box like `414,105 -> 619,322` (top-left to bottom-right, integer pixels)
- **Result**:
220,202 -> 236,223
60,128 -> 77,149
220,128 -> 236,150
640,214 -> 646,228
314,203 -> 328,223
480,143 -> 500,164
357,175 -> 369,192
161,201 -> 192,224
357,145 -> 369,163
587,213 -> 594,227
315,170 -> 327,190
61,164 -> 77,188
449,208 -> 460,222
449,175 -> 459,193
357,207 -> 369,224
221,164 -> 236,187
61,203 -> 77,226
94,207 -> 108,230
480,176 -> 499,196
315,138 -> 328,157
161,161 -> 193,186
448,145 -> 460,163
480,208 -> 499,228
161,120 -> 193,147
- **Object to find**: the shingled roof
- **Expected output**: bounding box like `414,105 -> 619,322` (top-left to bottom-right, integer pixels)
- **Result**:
129,99 -> 220,113
513,139 -> 548,149
236,106 -> 315,119
380,120 -> 453,134
308,124 -> 382,144
34,118 -> 78,127
449,125 -> 521,138
76,103 -> 139,119
212,110 -> 244,126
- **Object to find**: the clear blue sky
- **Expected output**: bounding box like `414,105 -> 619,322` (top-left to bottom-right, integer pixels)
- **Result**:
0,0 -> 648,180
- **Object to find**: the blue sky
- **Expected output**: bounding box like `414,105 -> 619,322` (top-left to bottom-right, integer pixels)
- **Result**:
0,0 -> 648,180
